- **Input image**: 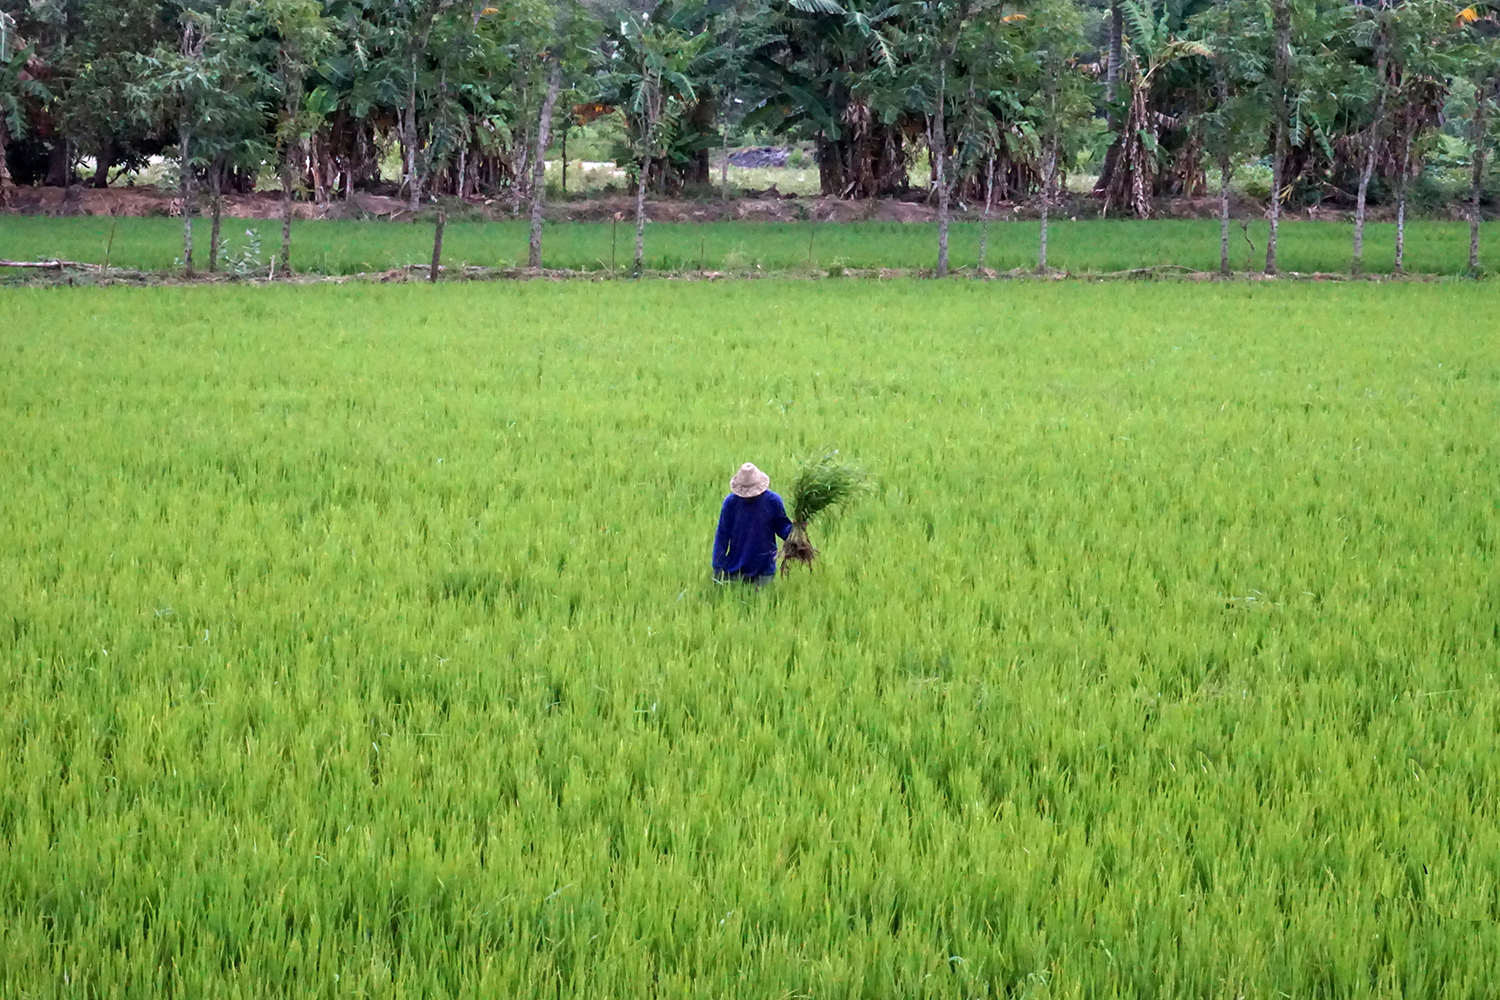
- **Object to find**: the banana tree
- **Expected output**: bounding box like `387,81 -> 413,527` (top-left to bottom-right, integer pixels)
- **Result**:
200,14 -> 269,275
312,2 -> 411,201
1456,2 -> 1500,274
714,0 -> 774,201
915,0 -> 975,275
245,0 -> 335,274
1260,0 -> 1346,273
1095,0 -> 1215,218
747,0 -> 917,198
597,1 -> 723,199
600,8 -> 707,272
1194,0 -> 1270,275
1346,3 -> 1390,275
1381,0 -> 1461,273
1021,0 -> 1094,271
152,8 -> 221,276
911,0 -> 1032,275
0,13 -> 50,208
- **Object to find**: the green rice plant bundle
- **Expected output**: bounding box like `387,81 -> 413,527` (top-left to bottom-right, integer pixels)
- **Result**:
783,451 -> 870,566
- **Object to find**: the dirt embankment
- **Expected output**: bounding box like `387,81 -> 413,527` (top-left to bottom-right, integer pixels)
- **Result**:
2,183 -> 1473,224
5,185 -> 409,220
3,184 -> 943,222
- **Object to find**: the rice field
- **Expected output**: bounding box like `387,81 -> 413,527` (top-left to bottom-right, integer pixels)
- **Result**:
1,280 -> 1498,998
2,214 -> 1498,276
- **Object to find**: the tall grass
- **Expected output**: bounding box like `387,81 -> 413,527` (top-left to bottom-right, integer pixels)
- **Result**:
2,214 -> 1498,275
1,281 -> 1498,998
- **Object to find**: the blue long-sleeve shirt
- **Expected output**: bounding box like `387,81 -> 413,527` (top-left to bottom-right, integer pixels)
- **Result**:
712,491 -> 794,578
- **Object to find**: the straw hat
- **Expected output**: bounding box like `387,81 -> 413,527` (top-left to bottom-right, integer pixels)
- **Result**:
729,462 -> 770,498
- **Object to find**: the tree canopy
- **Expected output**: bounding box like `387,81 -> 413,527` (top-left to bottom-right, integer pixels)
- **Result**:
2,0 -> 1497,224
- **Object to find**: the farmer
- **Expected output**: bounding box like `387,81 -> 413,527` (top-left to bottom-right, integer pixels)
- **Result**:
713,462 -> 794,585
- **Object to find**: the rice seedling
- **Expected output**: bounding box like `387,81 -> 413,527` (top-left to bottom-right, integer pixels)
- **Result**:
782,451 -> 870,566
0,280 -> 1497,998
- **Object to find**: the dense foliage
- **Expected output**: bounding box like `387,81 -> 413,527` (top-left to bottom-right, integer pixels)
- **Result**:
2,0 -> 1499,212
4,0 -> 1500,277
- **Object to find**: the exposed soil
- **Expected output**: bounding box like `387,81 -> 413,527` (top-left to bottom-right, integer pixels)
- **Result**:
3,260 -> 1445,289
1,183 -> 1484,224
3,183 -> 938,222
546,193 -> 946,223
5,185 -> 408,220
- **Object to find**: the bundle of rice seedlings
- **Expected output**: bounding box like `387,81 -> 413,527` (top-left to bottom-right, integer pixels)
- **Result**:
782,451 -> 870,567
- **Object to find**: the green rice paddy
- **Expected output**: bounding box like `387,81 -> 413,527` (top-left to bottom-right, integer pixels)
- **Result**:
2,281 -> 1498,998
2,214 -> 1498,275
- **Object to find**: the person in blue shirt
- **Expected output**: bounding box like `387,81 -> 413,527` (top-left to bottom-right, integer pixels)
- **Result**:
712,462 -> 795,585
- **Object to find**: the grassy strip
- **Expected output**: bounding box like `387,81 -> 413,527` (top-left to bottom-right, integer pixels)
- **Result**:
2,215 -> 1497,277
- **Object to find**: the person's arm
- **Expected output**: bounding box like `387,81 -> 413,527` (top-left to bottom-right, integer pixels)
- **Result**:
771,494 -> 794,540
712,497 -> 733,571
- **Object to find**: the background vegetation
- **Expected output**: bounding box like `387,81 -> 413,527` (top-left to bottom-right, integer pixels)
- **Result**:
5,0 -> 1500,277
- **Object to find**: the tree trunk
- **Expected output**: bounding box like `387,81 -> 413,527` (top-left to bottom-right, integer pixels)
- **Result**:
511,74 -> 534,209
721,107 -> 732,205
817,124 -> 907,199
1038,139 -> 1056,273
1394,128 -> 1412,274
1093,3 -> 1125,203
527,59 -> 564,270
979,156 -> 994,273
1106,3 -> 1123,111
934,73 -> 950,277
209,160 -> 223,274
512,113 -> 532,209
47,140 -> 68,187
280,152 -> 295,275
181,127 -> 195,276
1219,158 -> 1233,277
1352,41 -> 1387,277
0,117 -> 12,208
1393,182 -> 1407,274
817,136 -> 843,196
680,100 -> 715,189
404,114 -> 421,213
633,155 -> 649,276
1470,80 -> 1488,275
92,139 -> 116,188
1265,125 -> 1283,275
430,208 -> 446,282
62,138 -> 77,212
403,56 -> 424,214
353,127 -> 367,200
310,133 -> 325,205
1266,0 -> 1291,276
1214,57 -> 1232,277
